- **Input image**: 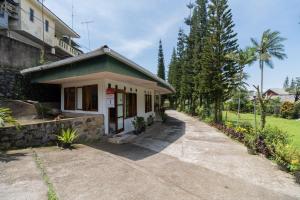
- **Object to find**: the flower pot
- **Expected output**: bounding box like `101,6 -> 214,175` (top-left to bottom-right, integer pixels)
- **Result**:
295,171 -> 300,184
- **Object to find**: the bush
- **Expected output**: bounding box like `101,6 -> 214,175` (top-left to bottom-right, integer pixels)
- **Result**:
132,117 -> 146,134
0,107 -> 18,127
294,101 -> 300,119
265,98 -> 281,116
57,128 -> 78,148
275,144 -> 300,172
220,121 -> 300,173
280,101 -> 295,119
256,126 -> 291,157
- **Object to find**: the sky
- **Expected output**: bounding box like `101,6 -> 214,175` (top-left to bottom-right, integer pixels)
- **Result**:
45,0 -> 300,91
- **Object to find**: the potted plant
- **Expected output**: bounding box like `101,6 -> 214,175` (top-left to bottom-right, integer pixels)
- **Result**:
147,115 -> 154,126
57,128 -> 78,149
132,117 -> 146,135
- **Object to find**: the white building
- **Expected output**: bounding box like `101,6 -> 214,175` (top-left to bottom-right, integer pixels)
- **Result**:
0,0 -> 81,57
21,46 -> 175,135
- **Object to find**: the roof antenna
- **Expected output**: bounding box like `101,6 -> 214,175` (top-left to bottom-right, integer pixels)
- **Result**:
81,20 -> 94,51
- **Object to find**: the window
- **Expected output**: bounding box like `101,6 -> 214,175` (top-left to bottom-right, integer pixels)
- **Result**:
145,94 -> 152,113
82,85 -> 98,111
126,93 -> 137,118
76,87 -> 83,110
64,87 -> 75,110
29,8 -> 34,22
45,20 -> 49,32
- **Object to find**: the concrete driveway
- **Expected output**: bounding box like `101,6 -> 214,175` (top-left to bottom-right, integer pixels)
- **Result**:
1,110 -> 300,200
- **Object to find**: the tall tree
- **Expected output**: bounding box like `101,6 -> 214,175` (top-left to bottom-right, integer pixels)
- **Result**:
198,0 -> 239,123
157,40 -> 166,80
251,30 -> 287,94
193,0 -> 208,112
176,28 -> 187,108
168,48 -> 178,108
180,2 -> 197,113
283,76 -> 290,90
226,47 -> 256,124
168,48 -> 177,85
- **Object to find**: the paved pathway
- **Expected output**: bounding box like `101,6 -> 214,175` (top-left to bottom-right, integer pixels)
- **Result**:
134,110 -> 300,199
0,149 -> 47,200
1,110 -> 300,200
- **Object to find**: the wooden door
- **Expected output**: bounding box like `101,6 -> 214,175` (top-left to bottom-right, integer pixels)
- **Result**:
116,90 -> 124,133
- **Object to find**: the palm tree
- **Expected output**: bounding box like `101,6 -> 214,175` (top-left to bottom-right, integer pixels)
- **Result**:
226,47 -> 256,125
251,30 -> 287,94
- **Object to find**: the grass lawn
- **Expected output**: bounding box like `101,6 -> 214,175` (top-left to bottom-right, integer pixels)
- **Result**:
224,111 -> 300,150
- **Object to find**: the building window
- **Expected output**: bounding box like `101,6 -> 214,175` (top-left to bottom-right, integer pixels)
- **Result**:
45,20 -> 49,32
76,87 -> 83,110
145,94 -> 152,113
82,85 -> 98,111
29,8 -> 34,22
64,87 -> 75,110
126,93 -> 137,118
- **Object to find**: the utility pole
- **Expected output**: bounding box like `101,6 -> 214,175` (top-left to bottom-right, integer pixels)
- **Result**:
71,0 -> 74,29
81,20 -> 93,50
41,0 -> 45,64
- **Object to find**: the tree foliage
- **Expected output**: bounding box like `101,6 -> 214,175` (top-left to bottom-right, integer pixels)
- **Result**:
157,40 -> 166,80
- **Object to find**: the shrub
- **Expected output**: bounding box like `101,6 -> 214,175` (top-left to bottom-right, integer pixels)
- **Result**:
219,119 -> 300,173
280,101 -> 295,119
274,144 -> 300,172
57,128 -> 78,148
294,101 -> 300,119
239,122 -> 254,134
132,117 -> 146,134
0,107 -> 18,127
255,126 -> 290,157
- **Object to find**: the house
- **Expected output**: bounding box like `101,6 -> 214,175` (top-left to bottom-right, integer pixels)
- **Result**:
21,46 -> 175,135
0,0 -> 81,57
264,88 -> 294,102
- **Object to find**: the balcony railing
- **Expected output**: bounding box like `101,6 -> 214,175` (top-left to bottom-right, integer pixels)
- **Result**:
55,38 -> 81,57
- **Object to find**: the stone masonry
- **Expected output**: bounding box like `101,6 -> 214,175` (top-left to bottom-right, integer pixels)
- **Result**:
0,115 -> 105,150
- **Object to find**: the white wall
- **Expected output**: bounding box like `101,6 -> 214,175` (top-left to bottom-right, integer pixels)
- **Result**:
19,0 -> 55,46
61,79 -> 155,135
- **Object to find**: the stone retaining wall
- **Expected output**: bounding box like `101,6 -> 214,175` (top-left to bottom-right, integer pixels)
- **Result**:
0,115 -> 105,150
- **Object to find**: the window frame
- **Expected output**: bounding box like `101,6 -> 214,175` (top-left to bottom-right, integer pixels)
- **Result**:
82,85 -> 98,112
64,87 -> 76,111
45,19 -> 49,32
29,8 -> 34,22
125,92 -> 137,118
145,94 -> 153,113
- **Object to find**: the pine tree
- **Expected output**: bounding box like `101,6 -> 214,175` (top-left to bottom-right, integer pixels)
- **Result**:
283,76 -> 290,90
168,48 -> 177,85
168,48 -> 177,108
193,0 -> 208,110
175,29 -> 186,108
157,40 -> 166,80
199,0 -> 239,123
180,2 -> 199,113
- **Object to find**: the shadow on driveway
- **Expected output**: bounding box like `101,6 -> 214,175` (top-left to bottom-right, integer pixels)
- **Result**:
0,151 -> 28,163
87,115 -> 186,161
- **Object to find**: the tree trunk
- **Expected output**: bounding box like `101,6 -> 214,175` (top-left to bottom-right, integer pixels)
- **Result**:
237,90 -> 241,126
260,60 -> 264,95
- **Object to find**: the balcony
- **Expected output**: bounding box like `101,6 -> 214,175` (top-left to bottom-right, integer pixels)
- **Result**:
54,37 -> 82,57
